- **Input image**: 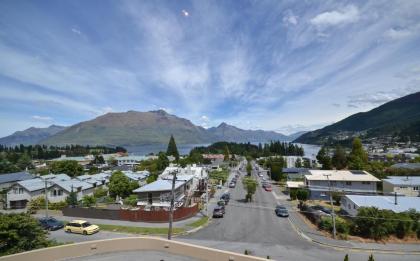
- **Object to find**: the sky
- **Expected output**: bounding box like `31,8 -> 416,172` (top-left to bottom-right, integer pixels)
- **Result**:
0,0 -> 420,137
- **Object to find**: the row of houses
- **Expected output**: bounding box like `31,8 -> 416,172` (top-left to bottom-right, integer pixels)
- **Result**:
2,170 -> 151,209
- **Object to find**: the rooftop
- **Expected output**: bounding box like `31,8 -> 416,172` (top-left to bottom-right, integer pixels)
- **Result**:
0,171 -> 33,184
17,178 -> 51,192
133,179 -> 185,193
345,195 -> 420,213
383,176 -> 420,186
306,170 -> 380,182
53,179 -> 94,192
391,163 -> 420,170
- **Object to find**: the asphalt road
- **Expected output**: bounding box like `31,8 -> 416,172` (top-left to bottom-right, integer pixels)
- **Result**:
180,161 -> 420,261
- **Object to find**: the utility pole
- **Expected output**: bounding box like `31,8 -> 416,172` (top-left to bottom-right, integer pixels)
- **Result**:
168,170 -> 177,240
44,179 -> 49,218
324,174 -> 336,239
205,175 -> 209,217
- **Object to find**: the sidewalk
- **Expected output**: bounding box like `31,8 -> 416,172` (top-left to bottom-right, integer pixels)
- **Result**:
33,211 -> 206,228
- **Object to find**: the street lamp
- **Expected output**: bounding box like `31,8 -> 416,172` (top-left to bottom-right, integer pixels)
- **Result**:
323,173 -> 336,239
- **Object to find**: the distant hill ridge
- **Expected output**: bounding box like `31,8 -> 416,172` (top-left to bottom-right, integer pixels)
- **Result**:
294,91 -> 420,144
0,110 -> 300,146
0,125 -> 66,146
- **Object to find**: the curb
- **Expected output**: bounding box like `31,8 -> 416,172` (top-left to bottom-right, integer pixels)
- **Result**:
179,217 -> 212,236
288,217 -> 420,255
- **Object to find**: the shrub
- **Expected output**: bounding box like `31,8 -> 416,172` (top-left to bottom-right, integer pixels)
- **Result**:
82,195 -> 96,207
123,194 -> 138,207
48,201 -> 68,210
290,189 -> 297,200
93,187 -> 108,198
296,189 -> 309,201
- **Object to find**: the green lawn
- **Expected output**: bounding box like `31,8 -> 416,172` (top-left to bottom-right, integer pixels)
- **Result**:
98,224 -> 185,235
186,216 -> 209,228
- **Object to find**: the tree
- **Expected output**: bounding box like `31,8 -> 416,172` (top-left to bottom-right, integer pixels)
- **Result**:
317,146 -> 332,170
166,135 -> 180,161
16,153 -> 32,170
223,145 -> 230,161
332,145 -> 347,170
93,187 -> 108,198
242,177 -> 258,202
49,160 -> 83,177
66,190 -> 78,207
0,213 -> 50,255
343,254 -> 349,261
246,161 -> 252,176
295,158 -> 302,168
348,138 -> 368,170
82,195 -> 96,207
368,254 -> 374,261
157,152 -> 170,170
108,171 -> 137,199
296,189 -> 309,201
123,194 -> 138,206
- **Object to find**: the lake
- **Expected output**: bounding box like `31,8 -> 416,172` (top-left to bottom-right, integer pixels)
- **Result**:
126,143 -> 320,159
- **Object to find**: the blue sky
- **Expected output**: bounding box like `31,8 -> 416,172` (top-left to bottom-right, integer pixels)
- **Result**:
1,0 -> 420,137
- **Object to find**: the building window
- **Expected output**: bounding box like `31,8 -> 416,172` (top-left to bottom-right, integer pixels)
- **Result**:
353,204 -> 356,209
320,192 -> 326,197
345,181 -> 352,186
18,188 -> 24,194
362,181 -> 371,185
413,186 -> 419,191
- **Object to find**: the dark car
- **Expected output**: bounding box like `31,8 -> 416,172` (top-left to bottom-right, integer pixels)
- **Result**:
312,205 -> 332,215
275,205 -> 289,217
229,182 -> 236,188
213,206 -> 224,218
38,217 -> 64,231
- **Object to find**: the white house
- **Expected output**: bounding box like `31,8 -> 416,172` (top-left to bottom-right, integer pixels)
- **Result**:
304,170 -> 380,200
76,173 -> 111,188
133,179 -> 192,208
122,170 -> 150,186
160,164 -> 207,192
7,178 -> 50,209
0,171 -> 33,191
383,176 -> 420,197
49,179 -> 95,202
117,156 -> 148,166
341,195 -> 420,216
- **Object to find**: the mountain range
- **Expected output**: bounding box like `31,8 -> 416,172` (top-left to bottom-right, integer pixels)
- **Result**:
0,110 -> 299,146
0,125 -> 66,146
294,91 -> 420,144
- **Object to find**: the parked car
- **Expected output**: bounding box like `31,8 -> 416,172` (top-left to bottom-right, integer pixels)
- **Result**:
229,182 -> 236,188
221,192 -> 230,200
64,220 -> 99,235
38,217 -> 64,231
213,206 -> 224,218
275,205 -> 289,217
312,205 -> 333,216
264,185 -> 272,192
216,184 -> 223,189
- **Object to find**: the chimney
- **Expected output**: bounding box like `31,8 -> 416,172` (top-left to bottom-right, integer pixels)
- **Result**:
394,192 -> 398,205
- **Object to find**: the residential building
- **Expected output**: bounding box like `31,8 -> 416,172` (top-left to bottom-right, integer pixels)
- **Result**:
7,178 -> 50,209
76,173 -> 111,188
122,170 -> 150,186
390,163 -> 420,170
0,171 -> 33,191
49,179 -> 95,203
49,155 -> 94,166
133,178 -> 192,208
383,176 -> 420,197
160,164 -> 207,192
304,170 -> 380,200
117,155 -> 148,166
341,195 -> 420,216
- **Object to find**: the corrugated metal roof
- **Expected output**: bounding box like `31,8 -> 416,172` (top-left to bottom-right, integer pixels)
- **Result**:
18,178 -> 50,192
345,195 -> 420,213
53,179 -> 94,192
0,172 -> 33,184
391,163 -> 420,170
383,176 -> 420,186
306,170 -> 380,182
133,179 -> 185,193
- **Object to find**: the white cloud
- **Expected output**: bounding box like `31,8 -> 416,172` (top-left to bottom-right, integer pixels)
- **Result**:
283,12 -> 298,26
383,28 -> 413,40
32,115 -> 53,121
181,10 -> 189,17
71,28 -> 81,35
310,5 -> 359,27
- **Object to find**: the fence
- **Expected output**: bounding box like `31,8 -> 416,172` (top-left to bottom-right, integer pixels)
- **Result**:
62,204 -> 199,223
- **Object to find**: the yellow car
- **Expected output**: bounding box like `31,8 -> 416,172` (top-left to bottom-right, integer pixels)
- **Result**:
64,220 -> 100,235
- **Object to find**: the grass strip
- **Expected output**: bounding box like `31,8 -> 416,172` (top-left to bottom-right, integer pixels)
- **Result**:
98,224 -> 185,235
186,216 -> 209,228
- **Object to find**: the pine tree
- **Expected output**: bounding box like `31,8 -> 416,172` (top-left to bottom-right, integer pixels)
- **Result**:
316,146 -> 332,170
223,145 -> 230,161
367,254 -> 374,261
348,138 -> 368,170
166,135 -> 180,161
332,145 -> 347,170
343,254 -> 349,261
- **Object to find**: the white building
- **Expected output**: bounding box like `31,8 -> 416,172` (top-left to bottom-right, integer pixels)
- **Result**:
304,170 -> 380,200
383,176 -> 420,197
160,164 -> 207,191
117,156 -> 148,166
122,170 -> 150,186
341,195 -> 420,216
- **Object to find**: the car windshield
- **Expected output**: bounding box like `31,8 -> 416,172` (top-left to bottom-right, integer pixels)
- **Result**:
276,205 -> 286,209
81,222 -> 92,228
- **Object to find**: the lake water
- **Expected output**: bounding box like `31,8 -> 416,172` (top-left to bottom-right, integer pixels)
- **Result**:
126,143 -> 320,159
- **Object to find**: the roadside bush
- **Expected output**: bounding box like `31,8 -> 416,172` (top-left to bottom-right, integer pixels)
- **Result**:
93,187 -> 108,198
27,197 -> 46,213
289,189 -> 297,200
82,195 -> 96,207
48,201 -> 67,210
318,216 -> 350,236
296,189 -> 309,201
123,194 -> 138,207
